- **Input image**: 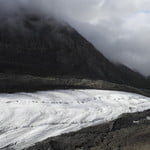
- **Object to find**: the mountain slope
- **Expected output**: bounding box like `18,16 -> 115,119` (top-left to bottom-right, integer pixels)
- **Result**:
0,15 -> 149,89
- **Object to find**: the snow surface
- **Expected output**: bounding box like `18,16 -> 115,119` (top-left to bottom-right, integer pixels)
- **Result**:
0,90 -> 150,149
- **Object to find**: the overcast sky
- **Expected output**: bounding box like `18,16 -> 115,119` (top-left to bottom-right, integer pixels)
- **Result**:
0,0 -> 150,76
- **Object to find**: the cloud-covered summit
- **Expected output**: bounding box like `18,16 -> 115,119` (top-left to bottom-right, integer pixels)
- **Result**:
0,0 -> 150,76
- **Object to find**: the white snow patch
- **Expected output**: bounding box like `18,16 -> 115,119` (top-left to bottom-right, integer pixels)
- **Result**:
133,120 -> 140,124
0,90 -> 150,149
146,116 -> 150,120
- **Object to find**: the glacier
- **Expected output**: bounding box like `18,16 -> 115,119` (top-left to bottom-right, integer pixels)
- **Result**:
0,90 -> 150,149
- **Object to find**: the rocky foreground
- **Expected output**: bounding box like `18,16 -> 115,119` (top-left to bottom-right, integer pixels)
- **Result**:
26,109 -> 150,150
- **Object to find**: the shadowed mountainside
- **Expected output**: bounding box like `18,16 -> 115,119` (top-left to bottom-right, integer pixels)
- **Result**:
0,14 -> 149,90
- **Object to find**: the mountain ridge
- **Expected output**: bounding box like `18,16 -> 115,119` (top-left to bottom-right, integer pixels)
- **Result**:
0,15 -> 149,89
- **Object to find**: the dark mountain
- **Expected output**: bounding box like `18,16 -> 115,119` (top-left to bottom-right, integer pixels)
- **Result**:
0,15 -> 149,89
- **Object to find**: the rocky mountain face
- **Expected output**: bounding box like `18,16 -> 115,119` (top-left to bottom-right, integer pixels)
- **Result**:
0,14 -> 149,89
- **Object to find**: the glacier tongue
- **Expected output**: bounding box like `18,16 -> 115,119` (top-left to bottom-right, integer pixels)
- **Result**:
0,89 -> 150,149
